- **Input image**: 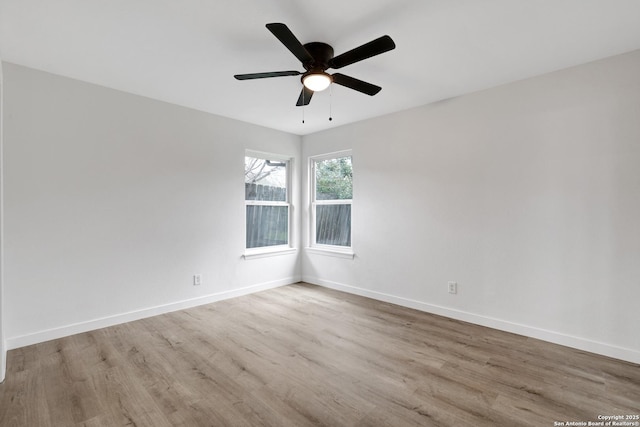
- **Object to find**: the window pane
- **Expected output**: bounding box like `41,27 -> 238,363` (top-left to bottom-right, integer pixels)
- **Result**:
245,157 -> 287,201
246,205 -> 288,248
315,156 -> 352,200
316,204 -> 351,246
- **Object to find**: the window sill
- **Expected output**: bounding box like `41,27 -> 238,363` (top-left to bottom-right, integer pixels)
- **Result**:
243,247 -> 297,260
305,247 -> 355,260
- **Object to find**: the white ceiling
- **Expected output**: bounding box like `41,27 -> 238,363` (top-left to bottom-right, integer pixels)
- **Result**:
2,0 -> 640,136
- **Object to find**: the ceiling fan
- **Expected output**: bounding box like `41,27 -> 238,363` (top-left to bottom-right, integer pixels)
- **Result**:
234,23 -> 396,106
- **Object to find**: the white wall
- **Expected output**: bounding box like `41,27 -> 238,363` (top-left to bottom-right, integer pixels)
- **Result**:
302,50 -> 640,364
0,58 -> 6,382
2,63 -> 301,348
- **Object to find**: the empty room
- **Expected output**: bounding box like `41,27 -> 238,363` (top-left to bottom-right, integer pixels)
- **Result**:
1,1 -> 639,426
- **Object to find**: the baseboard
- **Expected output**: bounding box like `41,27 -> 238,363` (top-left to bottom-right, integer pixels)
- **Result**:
7,277 -> 300,350
0,341 -> 5,383
303,276 -> 640,365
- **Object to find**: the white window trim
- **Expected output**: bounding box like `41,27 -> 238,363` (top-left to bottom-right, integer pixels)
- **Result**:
305,246 -> 354,259
307,150 -> 354,257
244,150 -> 295,259
243,247 -> 297,260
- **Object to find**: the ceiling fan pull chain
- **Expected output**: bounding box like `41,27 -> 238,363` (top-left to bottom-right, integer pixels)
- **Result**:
302,89 -> 305,123
329,84 -> 333,121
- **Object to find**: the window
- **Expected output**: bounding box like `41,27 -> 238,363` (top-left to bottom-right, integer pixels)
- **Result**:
245,153 -> 290,250
311,151 -> 352,249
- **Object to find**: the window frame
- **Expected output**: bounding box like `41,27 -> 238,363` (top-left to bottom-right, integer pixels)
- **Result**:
309,150 -> 354,257
244,150 -> 294,258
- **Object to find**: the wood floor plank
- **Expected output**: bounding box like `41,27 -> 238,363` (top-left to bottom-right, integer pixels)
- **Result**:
1,282 -> 638,426
34,337 -> 102,425
92,365 -> 174,427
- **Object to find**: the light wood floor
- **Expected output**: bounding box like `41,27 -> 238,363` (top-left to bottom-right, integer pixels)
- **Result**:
1,283 -> 638,426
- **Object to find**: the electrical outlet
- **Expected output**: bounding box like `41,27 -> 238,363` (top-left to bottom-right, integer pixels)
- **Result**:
193,274 -> 202,286
448,281 -> 457,294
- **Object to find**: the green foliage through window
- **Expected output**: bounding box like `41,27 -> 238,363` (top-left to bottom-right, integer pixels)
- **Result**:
315,156 -> 352,200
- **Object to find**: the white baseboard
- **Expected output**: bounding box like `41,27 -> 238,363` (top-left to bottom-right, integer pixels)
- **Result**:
7,277 -> 300,350
0,340 -> 5,383
304,275 -> 640,365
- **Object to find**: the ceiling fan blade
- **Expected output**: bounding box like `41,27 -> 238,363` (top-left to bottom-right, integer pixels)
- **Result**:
296,86 -> 314,106
266,23 -> 314,64
332,73 -> 381,96
234,71 -> 301,80
329,35 -> 396,69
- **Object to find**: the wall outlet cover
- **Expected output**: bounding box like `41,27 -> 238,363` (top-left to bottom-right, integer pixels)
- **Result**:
448,281 -> 457,294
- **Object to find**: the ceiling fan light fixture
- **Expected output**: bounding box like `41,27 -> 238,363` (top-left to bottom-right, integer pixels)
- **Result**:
235,23 -> 396,107
302,72 -> 332,92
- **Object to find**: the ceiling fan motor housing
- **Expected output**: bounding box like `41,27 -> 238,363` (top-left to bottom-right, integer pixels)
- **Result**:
302,42 -> 334,71
301,42 -> 335,87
